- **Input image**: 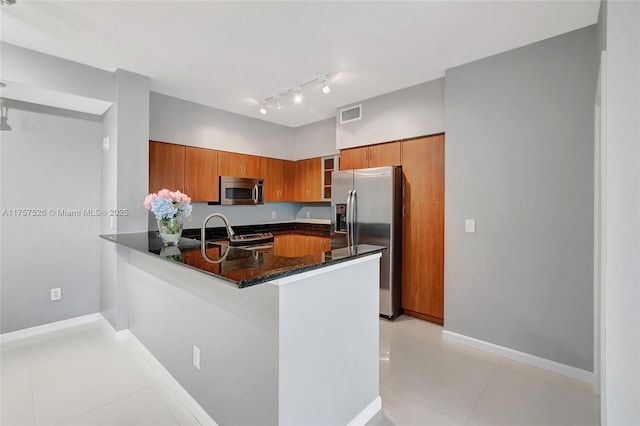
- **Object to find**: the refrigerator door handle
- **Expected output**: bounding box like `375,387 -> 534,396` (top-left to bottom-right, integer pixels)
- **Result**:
346,190 -> 353,247
350,189 -> 357,246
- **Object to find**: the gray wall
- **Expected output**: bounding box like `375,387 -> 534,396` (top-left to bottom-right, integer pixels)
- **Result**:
114,69 -> 149,233
602,1 -> 640,423
149,92 -> 295,160
100,69 -> 150,332
336,78 -> 445,150
0,42 -> 113,103
0,101 -> 102,333
444,26 -> 598,371
292,117 -> 338,160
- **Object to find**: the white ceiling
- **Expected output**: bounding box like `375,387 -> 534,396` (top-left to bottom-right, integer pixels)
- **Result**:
1,1 -> 600,128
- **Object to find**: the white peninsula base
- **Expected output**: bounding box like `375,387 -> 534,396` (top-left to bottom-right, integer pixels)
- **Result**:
122,248 -> 382,426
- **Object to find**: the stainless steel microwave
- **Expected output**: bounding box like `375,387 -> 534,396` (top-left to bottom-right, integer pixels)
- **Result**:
220,176 -> 264,205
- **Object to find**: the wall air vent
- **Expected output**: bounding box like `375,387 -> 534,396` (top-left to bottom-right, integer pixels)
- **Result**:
340,105 -> 362,124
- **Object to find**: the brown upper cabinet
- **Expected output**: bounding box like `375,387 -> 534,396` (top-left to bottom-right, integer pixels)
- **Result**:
339,141 -> 401,170
185,146 -> 219,202
150,141 -> 327,203
218,151 -> 264,179
149,141 -> 186,193
149,141 -> 219,202
295,158 -> 323,201
263,157 -> 287,202
401,135 -> 444,202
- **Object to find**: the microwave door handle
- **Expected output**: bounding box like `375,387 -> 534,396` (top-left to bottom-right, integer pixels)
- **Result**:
253,184 -> 258,204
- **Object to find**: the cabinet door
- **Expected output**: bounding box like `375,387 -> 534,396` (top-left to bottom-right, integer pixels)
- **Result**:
401,135 -> 445,202
293,161 -> 306,201
185,147 -> 219,202
217,151 -> 245,177
309,236 -> 331,253
149,141 -> 186,193
242,154 -> 264,179
306,158 -> 323,201
274,234 -> 297,257
263,158 -> 285,202
218,152 -> 264,178
368,142 -> 401,168
282,160 -> 296,201
339,146 -> 368,170
401,200 -> 444,324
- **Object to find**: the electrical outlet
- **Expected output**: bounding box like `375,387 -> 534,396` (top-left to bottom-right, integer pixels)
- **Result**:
465,219 -> 476,233
109,216 -> 115,230
102,136 -> 110,152
306,211 -> 311,219
193,345 -> 201,370
50,288 -> 61,301
271,211 -> 276,219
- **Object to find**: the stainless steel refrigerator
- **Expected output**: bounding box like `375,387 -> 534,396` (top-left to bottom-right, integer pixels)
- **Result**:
331,166 -> 403,319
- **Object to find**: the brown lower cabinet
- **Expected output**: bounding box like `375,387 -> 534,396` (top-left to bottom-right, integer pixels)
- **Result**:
274,234 -> 330,257
401,200 -> 444,324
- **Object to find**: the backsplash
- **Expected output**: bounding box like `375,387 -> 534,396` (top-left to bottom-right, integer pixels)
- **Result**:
148,202 -> 331,230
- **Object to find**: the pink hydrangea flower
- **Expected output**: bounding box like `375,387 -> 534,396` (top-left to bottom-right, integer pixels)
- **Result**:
157,189 -> 172,199
143,193 -> 157,210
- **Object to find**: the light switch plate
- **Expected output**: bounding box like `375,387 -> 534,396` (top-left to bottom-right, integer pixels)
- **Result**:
465,219 -> 476,233
102,136 -> 110,152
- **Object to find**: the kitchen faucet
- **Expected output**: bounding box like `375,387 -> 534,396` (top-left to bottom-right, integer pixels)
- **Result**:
201,213 -> 235,264
201,212 -> 235,242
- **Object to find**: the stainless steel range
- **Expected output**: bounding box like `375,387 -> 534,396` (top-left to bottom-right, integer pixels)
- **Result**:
228,232 -> 274,252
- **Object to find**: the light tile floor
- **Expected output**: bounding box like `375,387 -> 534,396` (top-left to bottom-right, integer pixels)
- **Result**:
370,316 -> 599,426
0,316 -> 599,425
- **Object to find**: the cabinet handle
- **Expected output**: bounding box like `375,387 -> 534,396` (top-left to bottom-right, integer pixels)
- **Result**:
306,238 -> 309,248
403,185 -> 405,198
402,205 -> 405,218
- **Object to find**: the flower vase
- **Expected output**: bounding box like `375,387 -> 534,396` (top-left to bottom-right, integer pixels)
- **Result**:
159,245 -> 183,262
158,215 -> 183,246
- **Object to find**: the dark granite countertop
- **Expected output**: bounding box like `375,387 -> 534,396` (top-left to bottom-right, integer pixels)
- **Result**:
181,221 -> 330,240
100,232 -> 384,288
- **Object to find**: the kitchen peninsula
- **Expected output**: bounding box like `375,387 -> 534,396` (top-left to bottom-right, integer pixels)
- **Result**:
100,230 -> 384,426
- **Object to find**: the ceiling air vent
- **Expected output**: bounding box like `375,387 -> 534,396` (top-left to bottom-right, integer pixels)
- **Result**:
340,105 -> 362,124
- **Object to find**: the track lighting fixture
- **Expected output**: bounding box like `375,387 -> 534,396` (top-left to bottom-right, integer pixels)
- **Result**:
256,73 -> 332,115
321,80 -> 331,94
1,105 -> 12,131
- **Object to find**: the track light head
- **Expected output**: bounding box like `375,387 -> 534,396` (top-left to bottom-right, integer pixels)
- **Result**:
293,88 -> 303,104
321,81 -> 331,94
259,103 -> 267,115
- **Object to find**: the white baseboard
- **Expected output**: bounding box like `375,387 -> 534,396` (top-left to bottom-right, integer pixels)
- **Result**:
97,315 -> 131,341
442,330 -> 594,385
347,395 -> 382,426
124,327 -> 218,426
0,313 -> 101,346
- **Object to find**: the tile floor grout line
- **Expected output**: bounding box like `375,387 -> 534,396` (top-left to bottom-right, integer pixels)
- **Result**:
379,333 -> 432,382
51,385 -> 155,426
378,381 -> 463,425
123,337 -> 204,425
462,355 -> 503,426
